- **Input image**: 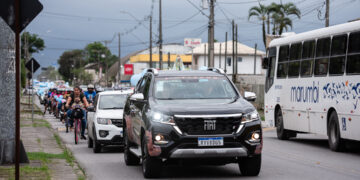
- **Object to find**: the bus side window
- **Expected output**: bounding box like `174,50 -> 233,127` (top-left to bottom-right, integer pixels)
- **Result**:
288,43 -> 302,78
277,45 -> 289,78
314,38 -> 330,76
329,34 -> 347,75
301,40 -> 315,77
347,31 -> 360,74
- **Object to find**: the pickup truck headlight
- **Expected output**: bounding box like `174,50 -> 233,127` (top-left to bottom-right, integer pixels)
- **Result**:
241,110 -> 260,124
151,112 -> 175,125
97,118 -> 112,125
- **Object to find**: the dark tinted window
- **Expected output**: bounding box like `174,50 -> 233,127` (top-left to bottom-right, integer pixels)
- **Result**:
277,63 -> 288,78
302,40 -> 315,59
347,55 -> 360,74
329,57 -> 345,75
227,57 -> 231,66
301,60 -> 313,77
331,35 -> 347,56
290,43 -> 302,60
348,31 -> 360,53
142,76 -> 152,98
314,58 -> 329,75
279,45 -> 289,62
316,38 -> 330,57
288,61 -> 300,77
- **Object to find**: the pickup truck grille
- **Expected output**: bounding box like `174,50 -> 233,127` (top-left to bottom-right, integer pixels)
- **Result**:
174,116 -> 241,135
111,119 -> 123,127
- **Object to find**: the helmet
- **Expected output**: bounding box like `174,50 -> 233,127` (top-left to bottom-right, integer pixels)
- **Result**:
87,84 -> 94,89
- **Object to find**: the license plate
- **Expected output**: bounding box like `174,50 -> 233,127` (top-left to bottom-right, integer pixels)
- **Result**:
198,137 -> 224,147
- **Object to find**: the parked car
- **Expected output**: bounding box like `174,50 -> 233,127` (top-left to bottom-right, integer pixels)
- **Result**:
87,90 -> 132,153
123,68 -> 262,178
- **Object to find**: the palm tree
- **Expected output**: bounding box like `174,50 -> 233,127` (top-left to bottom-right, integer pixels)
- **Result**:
270,2 -> 301,35
248,4 -> 268,48
266,3 -> 280,34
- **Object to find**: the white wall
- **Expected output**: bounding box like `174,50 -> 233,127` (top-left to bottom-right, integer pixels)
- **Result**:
195,55 -> 264,75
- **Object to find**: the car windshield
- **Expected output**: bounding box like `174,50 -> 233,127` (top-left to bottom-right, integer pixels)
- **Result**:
99,94 -> 127,109
154,76 -> 238,99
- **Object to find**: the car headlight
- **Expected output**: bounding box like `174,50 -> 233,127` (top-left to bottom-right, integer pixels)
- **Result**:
97,118 -> 112,125
241,110 -> 260,124
151,112 -> 175,125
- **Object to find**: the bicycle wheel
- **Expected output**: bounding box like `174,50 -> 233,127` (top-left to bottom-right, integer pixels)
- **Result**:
74,119 -> 78,144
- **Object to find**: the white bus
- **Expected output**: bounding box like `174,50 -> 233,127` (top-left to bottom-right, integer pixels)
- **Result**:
264,20 -> 360,151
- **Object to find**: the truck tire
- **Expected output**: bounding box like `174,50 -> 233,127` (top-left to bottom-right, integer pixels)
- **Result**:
124,129 -> 140,166
239,155 -> 261,176
328,111 -> 346,152
142,136 -> 162,178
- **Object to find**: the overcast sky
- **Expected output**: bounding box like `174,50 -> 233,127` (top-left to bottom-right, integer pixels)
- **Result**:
27,0 -> 360,69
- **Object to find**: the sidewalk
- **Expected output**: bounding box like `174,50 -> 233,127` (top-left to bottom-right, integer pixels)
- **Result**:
0,96 -> 85,180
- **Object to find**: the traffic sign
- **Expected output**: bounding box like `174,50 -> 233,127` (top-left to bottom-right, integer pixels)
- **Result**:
0,0 -> 43,32
25,58 -> 40,73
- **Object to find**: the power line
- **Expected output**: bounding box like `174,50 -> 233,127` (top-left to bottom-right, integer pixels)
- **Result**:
164,11 -> 201,29
185,0 -> 209,18
217,0 -> 266,5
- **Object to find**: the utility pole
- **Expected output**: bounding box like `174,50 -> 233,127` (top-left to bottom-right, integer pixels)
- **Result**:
104,41 -> 109,87
254,43 -> 257,75
232,20 -> 235,82
325,0 -> 330,27
159,0 -> 163,70
219,43 -> 222,68
235,24 -> 238,76
168,52 -> 170,69
224,32 -> 228,73
118,33 -> 121,86
149,16 -> 153,68
204,44 -> 207,67
208,0 -> 215,67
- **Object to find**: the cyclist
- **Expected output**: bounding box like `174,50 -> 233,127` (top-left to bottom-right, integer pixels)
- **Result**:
44,89 -> 53,114
84,84 -> 96,105
65,86 -> 89,140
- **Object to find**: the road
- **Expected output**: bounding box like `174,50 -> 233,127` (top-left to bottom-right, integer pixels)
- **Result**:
37,101 -> 360,180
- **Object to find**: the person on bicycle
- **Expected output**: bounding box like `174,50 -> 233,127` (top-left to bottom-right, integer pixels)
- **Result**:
65,86 -> 89,140
84,84 -> 96,105
44,89 -> 53,114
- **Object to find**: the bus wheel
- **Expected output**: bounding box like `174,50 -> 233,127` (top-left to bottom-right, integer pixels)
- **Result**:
276,108 -> 290,140
328,111 -> 346,152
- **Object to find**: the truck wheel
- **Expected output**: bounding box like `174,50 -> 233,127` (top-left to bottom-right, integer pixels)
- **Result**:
328,111 -> 346,152
93,131 -> 102,153
276,108 -> 290,140
88,136 -> 93,148
239,155 -> 261,176
142,136 -> 162,178
124,129 -> 140,166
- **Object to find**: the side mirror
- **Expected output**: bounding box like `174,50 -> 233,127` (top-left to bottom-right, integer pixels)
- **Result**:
87,106 -> 95,112
130,93 -> 144,101
262,57 -> 269,69
244,91 -> 256,102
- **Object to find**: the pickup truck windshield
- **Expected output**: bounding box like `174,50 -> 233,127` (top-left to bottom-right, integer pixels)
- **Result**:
154,76 -> 238,100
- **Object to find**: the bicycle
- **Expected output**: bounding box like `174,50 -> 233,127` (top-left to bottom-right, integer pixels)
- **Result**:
72,105 -> 84,144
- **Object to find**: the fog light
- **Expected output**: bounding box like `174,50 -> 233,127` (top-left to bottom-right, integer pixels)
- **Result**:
154,134 -> 168,145
249,132 -> 260,142
99,130 -> 109,138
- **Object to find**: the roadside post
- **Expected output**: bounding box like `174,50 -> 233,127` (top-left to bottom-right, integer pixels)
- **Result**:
25,58 -> 40,122
0,0 -> 43,179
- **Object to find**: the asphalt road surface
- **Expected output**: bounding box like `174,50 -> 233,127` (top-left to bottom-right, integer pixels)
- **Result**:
39,104 -> 360,180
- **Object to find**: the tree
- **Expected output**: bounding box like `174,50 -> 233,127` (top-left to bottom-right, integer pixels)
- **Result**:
58,49 -> 85,82
21,32 -> 45,59
269,2 -> 301,35
84,42 -> 111,66
248,4 -> 268,48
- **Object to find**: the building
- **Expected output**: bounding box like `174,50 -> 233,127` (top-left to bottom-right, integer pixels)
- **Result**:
129,44 -> 193,74
191,41 -> 265,75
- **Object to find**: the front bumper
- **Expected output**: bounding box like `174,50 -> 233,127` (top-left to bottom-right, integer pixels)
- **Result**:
95,124 -> 123,145
148,120 -> 262,159
170,147 -> 247,158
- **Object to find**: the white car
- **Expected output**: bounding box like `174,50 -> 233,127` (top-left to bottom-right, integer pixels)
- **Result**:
87,90 -> 133,153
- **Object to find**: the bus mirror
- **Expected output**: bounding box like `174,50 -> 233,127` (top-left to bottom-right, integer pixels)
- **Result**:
262,57 -> 269,69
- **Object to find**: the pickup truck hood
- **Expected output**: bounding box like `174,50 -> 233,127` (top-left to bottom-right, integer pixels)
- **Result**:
151,98 -> 255,115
